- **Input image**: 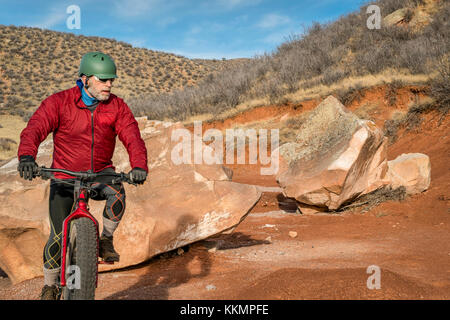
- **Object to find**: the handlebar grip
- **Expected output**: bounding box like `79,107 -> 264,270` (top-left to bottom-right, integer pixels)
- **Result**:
112,174 -> 136,185
36,167 -> 52,180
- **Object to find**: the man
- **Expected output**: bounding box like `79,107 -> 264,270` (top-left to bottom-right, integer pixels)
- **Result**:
17,51 -> 148,300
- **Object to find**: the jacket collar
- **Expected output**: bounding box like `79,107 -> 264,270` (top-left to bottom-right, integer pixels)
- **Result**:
71,84 -> 89,109
76,79 -> 99,106
71,84 -> 113,109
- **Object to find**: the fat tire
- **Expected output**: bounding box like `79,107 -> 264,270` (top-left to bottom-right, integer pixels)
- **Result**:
62,217 -> 98,300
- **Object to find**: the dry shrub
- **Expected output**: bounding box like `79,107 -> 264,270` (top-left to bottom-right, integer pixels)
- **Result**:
0,137 -> 17,151
0,24 -> 226,114
430,55 -> 450,117
404,98 -> 438,130
335,83 -> 365,106
354,102 -> 380,121
130,0 -> 448,121
383,118 -> 403,143
383,97 -> 440,144
2,0 -> 447,123
338,186 -> 407,212
384,80 -> 405,106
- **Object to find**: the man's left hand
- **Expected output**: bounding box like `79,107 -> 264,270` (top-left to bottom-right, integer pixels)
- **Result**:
130,167 -> 147,184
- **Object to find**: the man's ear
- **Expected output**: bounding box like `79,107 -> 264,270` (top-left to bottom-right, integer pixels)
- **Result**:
82,75 -> 90,89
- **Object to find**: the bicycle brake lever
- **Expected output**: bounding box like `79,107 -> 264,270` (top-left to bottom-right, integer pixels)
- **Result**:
124,178 -> 138,186
40,173 -> 52,180
111,173 -> 138,186
37,168 -> 52,180
112,178 -> 125,185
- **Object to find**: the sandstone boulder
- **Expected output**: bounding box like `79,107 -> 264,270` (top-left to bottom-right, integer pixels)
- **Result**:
276,96 -> 389,211
386,153 -> 431,195
0,119 -> 261,282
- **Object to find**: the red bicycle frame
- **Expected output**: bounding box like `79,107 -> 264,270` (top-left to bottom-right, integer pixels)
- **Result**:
36,166 -> 132,291
60,190 -> 100,287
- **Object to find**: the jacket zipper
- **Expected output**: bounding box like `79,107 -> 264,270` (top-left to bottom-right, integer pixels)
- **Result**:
89,102 -> 99,172
90,109 -> 94,173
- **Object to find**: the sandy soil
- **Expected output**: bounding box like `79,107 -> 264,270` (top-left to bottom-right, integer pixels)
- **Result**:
0,87 -> 448,300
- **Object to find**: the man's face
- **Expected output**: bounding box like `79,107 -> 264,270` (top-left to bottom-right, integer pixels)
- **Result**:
83,75 -> 114,101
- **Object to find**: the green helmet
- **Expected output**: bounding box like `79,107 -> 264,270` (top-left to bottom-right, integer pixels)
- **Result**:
78,51 -> 118,79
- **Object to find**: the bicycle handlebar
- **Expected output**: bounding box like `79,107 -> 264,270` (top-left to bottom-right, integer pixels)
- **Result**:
36,166 -> 137,185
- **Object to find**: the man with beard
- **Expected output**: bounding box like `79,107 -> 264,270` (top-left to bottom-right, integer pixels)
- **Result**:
17,52 -> 149,299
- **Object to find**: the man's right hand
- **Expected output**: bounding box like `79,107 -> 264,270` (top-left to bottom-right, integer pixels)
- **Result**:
17,155 -> 38,181
129,167 -> 147,184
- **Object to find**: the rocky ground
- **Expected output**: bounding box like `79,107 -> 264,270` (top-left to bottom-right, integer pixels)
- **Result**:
0,90 -> 448,300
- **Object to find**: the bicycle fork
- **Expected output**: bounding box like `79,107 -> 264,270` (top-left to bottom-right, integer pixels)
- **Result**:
60,191 -> 100,288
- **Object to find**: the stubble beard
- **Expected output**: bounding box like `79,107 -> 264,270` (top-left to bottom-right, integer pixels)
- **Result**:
87,86 -> 110,101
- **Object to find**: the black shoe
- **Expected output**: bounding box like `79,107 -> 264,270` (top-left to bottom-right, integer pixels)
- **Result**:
99,236 -> 120,263
40,285 -> 61,300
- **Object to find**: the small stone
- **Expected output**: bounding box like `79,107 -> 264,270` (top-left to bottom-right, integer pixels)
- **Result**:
206,284 -> 216,291
177,248 -> 184,255
265,236 -> 272,243
289,231 -> 298,238
208,247 -> 217,253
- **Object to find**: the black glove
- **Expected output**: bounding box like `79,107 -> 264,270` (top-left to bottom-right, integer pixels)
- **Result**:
17,155 -> 38,181
130,167 -> 147,184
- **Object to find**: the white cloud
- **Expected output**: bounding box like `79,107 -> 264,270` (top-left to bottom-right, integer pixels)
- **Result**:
189,26 -> 202,34
262,27 -> 300,45
129,38 -> 147,48
183,36 -> 200,47
214,0 -> 262,10
112,0 -> 163,18
29,8 -> 66,29
186,22 -> 225,37
156,16 -> 177,27
233,14 -> 249,23
257,14 -> 291,29
263,30 -> 289,44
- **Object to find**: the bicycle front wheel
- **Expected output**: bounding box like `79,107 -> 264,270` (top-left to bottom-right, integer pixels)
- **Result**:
62,217 -> 98,300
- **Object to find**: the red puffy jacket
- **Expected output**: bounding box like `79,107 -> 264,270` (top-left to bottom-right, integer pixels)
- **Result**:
18,85 -> 148,179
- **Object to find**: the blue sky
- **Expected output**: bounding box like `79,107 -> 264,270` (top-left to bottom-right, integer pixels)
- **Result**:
0,0 -> 368,59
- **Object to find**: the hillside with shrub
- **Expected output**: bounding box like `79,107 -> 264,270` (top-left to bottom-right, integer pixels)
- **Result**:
0,0 -> 448,162
0,25 -> 233,120
128,0 -> 448,123
0,26 -> 239,160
